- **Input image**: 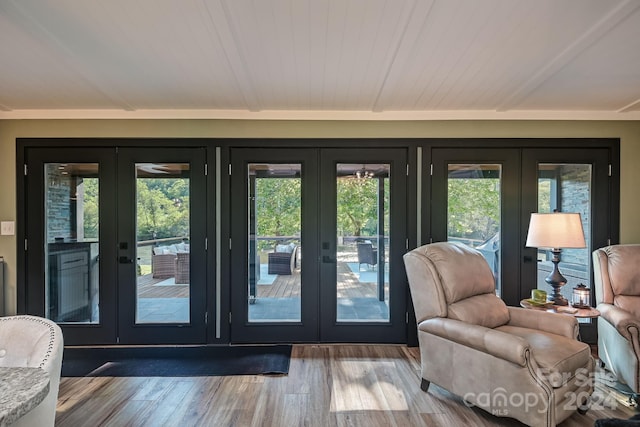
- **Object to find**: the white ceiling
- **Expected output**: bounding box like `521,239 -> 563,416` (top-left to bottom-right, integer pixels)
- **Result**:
1,0 -> 640,120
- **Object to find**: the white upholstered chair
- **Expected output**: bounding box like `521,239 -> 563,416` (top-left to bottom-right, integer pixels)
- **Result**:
404,242 -> 594,427
0,315 -> 64,427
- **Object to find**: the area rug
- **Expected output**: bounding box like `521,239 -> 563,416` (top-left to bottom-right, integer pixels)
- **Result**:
153,277 -> 189,287
62,345 -> 291,377
257,264 -> 277,285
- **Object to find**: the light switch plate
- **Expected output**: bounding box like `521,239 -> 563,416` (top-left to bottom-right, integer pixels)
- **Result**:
1,221 -> 15,236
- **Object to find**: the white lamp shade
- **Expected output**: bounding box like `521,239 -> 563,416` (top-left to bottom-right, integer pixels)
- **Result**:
525,212 -> 586,249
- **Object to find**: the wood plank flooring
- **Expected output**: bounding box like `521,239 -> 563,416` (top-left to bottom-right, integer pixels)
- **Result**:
56,345 -> 637,426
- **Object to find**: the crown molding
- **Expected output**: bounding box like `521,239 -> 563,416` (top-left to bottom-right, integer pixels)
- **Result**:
1,109 -> 639,121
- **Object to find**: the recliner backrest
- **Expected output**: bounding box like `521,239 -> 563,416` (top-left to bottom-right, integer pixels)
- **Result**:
404,242 -> 509,327
594,244 -> 640,318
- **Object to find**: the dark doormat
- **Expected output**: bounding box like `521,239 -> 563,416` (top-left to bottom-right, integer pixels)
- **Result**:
61,345 -> 292,377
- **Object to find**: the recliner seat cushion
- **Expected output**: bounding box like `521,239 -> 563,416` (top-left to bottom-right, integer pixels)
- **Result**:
614,295 -> 640,320
496,325 -> 591,385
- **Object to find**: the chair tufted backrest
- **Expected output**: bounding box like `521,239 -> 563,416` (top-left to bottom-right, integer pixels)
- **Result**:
404,242 -> 509,327
0,315 -> 64,427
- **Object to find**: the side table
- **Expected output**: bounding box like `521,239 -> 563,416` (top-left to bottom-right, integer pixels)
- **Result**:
520,299 -> 600,319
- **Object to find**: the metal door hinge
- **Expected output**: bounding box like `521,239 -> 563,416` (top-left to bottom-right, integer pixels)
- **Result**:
229,238 -> 232,250
406,165 -> 409,176
24,164 -> 28,176
608,164 -> 612,177
205,164 -> 208,176
406,312 -> 409,324
430,164 -> 433,176
205,237 -> 208,251
228,164 -> 232,175
229,312 -> 232,324
24,239 -> 28,251
406,238 -> 409,250
607,238 -> 611,246
205,312 -> 208,325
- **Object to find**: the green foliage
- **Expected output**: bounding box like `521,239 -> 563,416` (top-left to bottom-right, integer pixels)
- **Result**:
136,178 -> 189,240
537,179 -> 552,212
447,178 -> 500,241
336,178 -> 388,237
82,178 -> 99,239
81,177 -> 189,241
253,177 -> 389,247
255,178 -> 301,248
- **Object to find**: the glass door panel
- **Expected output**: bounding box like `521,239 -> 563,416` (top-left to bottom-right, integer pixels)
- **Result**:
232,148 -> 406,343
534,163 -> 593,307
248,163 -> 302,323
134,163 -> 191,324
320,149 -> 407,343
335,163 -> 390,322
522,148 -> 611,343
117,148 -> 207,344
230,149 -> 319,343
446,164 -> 502,295
26,147 -> 118,345
44,163 -> 100,323
431,149 -> 520,305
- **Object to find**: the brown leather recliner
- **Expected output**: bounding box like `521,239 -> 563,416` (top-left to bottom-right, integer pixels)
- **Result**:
593,244 -> 640,395
404,242 -> 594,427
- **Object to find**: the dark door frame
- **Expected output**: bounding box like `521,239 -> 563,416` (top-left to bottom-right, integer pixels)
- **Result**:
23,147 -> 119,344
116,147 -> 208,344
229,148 -> 320,343
422,139 -> 619,344
319,148 -> 408,343
20,142 -> 213,345
430,148 -> 521,306
16,137 -> 619,346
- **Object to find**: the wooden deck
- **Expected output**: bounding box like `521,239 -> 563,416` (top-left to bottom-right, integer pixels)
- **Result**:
256,261 -> 389,299
136,261 -> 388,301
137,274 -> 190,298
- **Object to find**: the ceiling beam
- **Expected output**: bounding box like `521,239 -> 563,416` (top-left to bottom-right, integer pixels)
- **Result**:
618,98 -> 640,113
199,0 -> 262,112
496,0 -> 640,112
371,0 -> 435,113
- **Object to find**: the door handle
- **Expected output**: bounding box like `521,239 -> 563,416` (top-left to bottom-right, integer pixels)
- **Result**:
119,256 -> 134,264
322,255 -> 336,263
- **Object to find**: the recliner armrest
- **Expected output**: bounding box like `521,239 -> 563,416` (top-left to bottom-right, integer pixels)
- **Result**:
419,317 -> 529,367
507,306 -> 578,339
598,303 -> 640,342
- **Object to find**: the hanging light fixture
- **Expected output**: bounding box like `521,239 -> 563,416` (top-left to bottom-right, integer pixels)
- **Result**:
355,165 -> 374,179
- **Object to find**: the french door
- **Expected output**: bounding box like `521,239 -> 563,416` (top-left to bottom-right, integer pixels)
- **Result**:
230,148 -> 407,343
430,146 -> 612,340
431,149 -> 520,304
24,147 -> 207,345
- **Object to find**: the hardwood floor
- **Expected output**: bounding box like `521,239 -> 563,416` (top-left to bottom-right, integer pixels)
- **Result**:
56,345 -> 637,426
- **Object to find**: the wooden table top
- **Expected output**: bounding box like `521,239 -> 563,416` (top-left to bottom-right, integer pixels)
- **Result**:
520,299 -> 600,318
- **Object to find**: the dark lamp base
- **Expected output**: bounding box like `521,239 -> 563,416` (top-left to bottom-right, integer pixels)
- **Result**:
549,294 -> 568,306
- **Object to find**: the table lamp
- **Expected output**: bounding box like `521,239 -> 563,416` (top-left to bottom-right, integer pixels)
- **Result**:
525,212 -> 586,306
